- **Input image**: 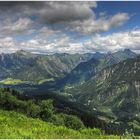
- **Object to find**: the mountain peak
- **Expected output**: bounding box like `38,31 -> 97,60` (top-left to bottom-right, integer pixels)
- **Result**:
92,52 -> 105,59
124,48 -> 131,53
123,49 -> 137,57
107,51 -> 112,55
16,50 -> 31,55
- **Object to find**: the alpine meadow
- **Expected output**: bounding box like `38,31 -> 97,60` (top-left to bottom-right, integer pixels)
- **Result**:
0,1 -> 140,139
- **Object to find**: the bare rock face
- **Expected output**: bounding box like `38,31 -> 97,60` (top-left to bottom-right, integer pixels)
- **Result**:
134,81 -> 140,97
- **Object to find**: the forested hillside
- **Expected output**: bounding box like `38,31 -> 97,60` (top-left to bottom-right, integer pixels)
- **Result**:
0,88 -> 138,139
65,55 -> 140,135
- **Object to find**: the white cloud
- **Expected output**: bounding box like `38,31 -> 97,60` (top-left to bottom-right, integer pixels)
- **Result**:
0,18 -> 35,37
67,13 -> 129,34
1,29 -> 140,54
0,2 -> 130,35
87,29 -> 140,52
0,2 -> 135,54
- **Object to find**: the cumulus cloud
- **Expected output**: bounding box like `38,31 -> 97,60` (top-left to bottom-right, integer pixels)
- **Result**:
84,29 -> 140,52
0,1 -> 96,23
0,37 -> 18,53
0,1 -> 130,35
1,29 -> 140,54
0,1 -> 134,54
67,13 -> 129,34
35,1 -> 97,23
0,18 -> 35,37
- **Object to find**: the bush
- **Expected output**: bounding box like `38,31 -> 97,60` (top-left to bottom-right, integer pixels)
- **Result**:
0,90 -> 19,110
26,100 -> 41,118
48,113 -> 85,130
39,100 -> 54,120
48,114 -> 65,126
59,114 -> 85,130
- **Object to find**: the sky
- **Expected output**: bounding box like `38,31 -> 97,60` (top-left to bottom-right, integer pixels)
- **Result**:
0,1 -> 140,54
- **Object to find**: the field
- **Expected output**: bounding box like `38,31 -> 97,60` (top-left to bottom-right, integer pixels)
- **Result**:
0,78 -> 24,85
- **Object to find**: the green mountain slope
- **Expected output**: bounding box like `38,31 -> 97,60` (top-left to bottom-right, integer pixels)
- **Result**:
0,49 -> 136,86
55,49 -> 137,87
65,55 -> 140,134
0,50 -> 94,83
0,109 -> 98,139
57,58 -> 99,87
0,109 -> 128,139
66,55 -> 140,113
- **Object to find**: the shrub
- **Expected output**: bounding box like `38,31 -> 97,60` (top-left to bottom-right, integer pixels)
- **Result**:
39,100 -> 54,120
48,114 -> 65,126
26,100 -> 41,118
59,114 -> 85,130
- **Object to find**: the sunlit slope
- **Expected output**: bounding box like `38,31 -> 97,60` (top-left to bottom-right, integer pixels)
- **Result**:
0,109 -> 126,139
66,55 -> 140,128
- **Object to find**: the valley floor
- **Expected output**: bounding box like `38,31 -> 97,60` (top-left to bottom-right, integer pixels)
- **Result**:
0,109 -> 131,139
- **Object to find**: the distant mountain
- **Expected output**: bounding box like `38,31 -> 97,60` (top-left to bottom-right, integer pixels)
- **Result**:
56,58 -> 99,87
113,49 -> 137,61
92,52 -> 106,60
0,49 -> 137,89
0,50 -> 94,83
100,49 -> 137,67
56,49 -> 137,87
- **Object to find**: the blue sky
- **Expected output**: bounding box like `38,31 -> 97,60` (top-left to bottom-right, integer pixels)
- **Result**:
95,1 -> 140,34
0,1 -> 140,54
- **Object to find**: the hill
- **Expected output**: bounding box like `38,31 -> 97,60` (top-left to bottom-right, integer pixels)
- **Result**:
0,109 -> 131,139
65,55 -> 140,135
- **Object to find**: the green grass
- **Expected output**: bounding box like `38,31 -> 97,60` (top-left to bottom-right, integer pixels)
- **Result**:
38,78 -> 54,84
0,78 -> 24,85
0,78 -> 55,85
0,109 -> 127,139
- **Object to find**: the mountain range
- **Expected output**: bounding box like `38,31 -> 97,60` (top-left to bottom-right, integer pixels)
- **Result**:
0,49 -> 140,135
52,49 -> 137,88
64,54 -> 140,134
0,50 -> 94,83
0,49 -> 136,85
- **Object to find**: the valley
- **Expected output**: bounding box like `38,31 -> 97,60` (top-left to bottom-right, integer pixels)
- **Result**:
0,49 -> 140,138
0,1 -> 140,139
